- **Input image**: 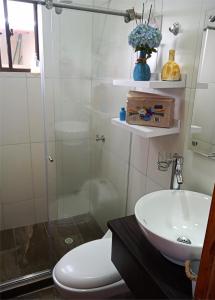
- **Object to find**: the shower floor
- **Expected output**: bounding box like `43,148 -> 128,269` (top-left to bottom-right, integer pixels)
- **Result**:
0,213 -> 103,284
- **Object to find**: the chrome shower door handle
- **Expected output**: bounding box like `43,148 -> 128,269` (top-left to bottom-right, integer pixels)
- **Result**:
48,155 -> 54,162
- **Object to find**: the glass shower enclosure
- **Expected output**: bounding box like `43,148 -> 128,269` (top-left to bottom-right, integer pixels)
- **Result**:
0,0 -> 135,291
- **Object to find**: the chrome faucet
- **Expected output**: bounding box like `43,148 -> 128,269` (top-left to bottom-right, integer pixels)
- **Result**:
157,152 -> 184,190
170,154 -> 184,190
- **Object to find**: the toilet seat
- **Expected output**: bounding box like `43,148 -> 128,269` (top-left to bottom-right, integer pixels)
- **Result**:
53,238 -> 128,298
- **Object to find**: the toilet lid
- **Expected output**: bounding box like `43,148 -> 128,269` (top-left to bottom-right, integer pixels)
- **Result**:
53,238 -> 121,289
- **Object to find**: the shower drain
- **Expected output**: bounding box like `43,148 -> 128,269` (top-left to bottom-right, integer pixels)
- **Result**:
65,237 -> 74,245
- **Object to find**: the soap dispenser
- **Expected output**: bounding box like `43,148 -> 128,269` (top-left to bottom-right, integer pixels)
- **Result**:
119,107 -> 126,121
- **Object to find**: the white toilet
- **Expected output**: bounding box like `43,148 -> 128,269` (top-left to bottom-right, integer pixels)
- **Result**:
53,230 -> 129,298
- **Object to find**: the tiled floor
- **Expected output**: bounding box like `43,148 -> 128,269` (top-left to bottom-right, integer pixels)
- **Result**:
18,286 -> 134,299
0,214 -> 103,284
18,287 -> 61,299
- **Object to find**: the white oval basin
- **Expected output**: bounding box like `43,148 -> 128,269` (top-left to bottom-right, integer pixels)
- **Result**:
135,190 -> 211,265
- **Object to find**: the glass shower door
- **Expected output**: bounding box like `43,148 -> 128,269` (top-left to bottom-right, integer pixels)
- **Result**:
41,3 -> 104,268
42,1 -> 131,264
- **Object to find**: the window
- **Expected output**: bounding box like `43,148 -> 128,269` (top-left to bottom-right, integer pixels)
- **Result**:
0,0 -> 39,72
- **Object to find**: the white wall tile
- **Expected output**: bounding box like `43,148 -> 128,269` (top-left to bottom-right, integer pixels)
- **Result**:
1,144 -> 33,204
90,149 -> 128,231
0,72 -> 26,78
34,197 -> 48,224
60,139 -> 90,195
146,177 -> 164,194
100,122 -> 131,164
58,7 -> 93,78
41,9 -> 60,78
0,146 -> 2,201
46,142 -> 58,221
0,78 -> 30,145
2,200 -> 35,229
54,78 -> 91,125
27,78 -> 44,143
91,79 -> 129,117
130,135 -> 149,175
102,150 -> 129,206
158,0 -> 203,88
44,78 -> 55,142
92,13 -> 133,79
31,143 -> 46,199
0,203 -> 3,230
58,191 -> 90,220
127,166 -> 147,215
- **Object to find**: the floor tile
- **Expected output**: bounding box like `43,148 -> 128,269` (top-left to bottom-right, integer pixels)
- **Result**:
14,224 -> 51,276
45,218 -> 84,262
0,214 -> 103,285
0,228 -> 15,251
0,249 -> 21,282
18,287 -> 62,299
73,213 -> 104,242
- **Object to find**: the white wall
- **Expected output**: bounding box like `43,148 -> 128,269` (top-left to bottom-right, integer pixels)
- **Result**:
89,0 -> 215,218
128,0 -> 215,214
0,72 -> 47,230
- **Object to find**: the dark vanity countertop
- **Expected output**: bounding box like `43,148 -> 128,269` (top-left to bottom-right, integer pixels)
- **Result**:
108,215 -> 192,299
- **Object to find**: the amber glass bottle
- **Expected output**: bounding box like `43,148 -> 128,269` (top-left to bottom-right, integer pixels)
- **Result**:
161,49 -> 181,81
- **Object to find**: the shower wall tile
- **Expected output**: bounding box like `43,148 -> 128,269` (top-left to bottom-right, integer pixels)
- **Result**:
0,71 -> 26,78
44,79 -> 55,142
0,203 -> 3,230
41,9 -> 60,78
0,77 -> 30,145
0,146 -> 3,202
0,72 -> 49,229
127,166 -> 147,216
1,144 -> 33,204
92,13 -> 133,79
91,79 -> 129,117
90,148 -> 128,231
58,6 -> 93,79
35,197 -> 48,224
60,139 -> 90,195
2,199 -> 35,229
31,143 -> 46,199
106,122 -> 131,164
101,149 -> 128,212
53,78 -> 91,125
46,142 -> 58,221
27,77 -> 44,143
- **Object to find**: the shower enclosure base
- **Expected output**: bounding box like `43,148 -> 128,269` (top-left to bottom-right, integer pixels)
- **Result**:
0,213 -> 103,297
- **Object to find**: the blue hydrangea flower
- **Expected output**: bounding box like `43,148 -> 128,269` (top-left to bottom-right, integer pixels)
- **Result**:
128,24 -> 162,51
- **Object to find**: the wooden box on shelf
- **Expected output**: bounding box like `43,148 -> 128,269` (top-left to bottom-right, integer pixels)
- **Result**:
126,91 -> 175,128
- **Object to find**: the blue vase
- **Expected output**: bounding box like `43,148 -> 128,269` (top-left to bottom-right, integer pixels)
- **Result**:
133,51 -> 151,81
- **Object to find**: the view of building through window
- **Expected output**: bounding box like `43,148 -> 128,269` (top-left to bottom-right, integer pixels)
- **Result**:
0,0 -> 39,72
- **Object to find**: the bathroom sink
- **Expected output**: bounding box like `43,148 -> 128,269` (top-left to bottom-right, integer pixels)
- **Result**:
135,190 -> 211,265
